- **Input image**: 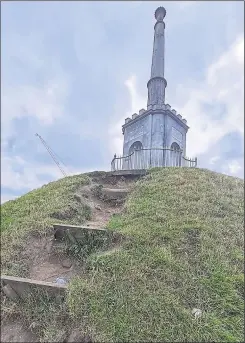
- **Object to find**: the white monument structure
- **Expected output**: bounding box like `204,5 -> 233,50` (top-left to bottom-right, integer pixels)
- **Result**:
112,7 -> 197,171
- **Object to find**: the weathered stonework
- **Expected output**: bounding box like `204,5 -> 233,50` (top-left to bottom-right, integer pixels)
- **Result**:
123,108 -> 188,156
121,7 -> 189,166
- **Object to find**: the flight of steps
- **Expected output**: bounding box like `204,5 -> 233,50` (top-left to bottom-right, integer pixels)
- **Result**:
1,171 -> 145,342
1,184 -> 132,301
1,222 -> 120,300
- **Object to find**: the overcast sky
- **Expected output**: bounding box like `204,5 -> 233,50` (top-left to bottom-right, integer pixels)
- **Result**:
1,1 -> 244,203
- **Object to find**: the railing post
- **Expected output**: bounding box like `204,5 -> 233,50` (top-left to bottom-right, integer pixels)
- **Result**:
111,154 -> 116,171
180,150 -> 183,167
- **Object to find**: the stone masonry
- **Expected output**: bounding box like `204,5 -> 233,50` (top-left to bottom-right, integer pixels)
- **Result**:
121,7 -> 189,166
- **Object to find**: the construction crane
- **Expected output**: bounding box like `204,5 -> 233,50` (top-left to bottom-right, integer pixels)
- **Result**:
35,133 -> 68,177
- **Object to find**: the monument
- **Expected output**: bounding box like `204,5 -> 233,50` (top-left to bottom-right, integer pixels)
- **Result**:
112,7 -> 196,171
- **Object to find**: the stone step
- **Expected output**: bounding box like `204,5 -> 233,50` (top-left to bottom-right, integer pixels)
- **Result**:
53,223 -> 107,242
1,275 -> 67,300
109,169 -> 147,176
101,188 -> 129,200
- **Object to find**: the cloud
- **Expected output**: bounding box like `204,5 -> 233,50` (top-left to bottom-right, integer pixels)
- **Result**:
1,151 -> 108,204
109,75 -> 146,155
209,156 -> 220,165
124,76 -> 146,115
1,154 -> 62,191
226,160 -> 242,175
1,73 -> 71,202
2,74 -> 70,142
2,15 -> 71,141
1,10 -> 73,203
175,35 -> 244,157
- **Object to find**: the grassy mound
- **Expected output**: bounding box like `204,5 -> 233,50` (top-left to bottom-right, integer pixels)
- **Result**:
1,168 -> 244,342
68,168 -> 244,342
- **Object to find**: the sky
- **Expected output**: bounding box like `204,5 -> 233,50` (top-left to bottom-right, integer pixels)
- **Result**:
1,1 -> 244,203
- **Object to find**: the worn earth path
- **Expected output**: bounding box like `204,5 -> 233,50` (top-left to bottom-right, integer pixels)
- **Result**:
28,175 -> 133,284
1,174 -> 137,343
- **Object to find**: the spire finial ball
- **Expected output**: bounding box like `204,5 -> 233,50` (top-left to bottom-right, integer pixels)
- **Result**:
155,7 -> 166,21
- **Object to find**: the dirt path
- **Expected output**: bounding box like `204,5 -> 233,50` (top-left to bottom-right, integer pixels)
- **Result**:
27,176 -> 134,283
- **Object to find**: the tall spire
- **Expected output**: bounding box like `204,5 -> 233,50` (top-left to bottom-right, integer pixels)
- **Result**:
147,7 -> 167,109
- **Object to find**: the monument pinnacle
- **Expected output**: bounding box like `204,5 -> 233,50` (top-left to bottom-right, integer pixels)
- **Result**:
147,7 -> 167,109
155,6 -> 166,21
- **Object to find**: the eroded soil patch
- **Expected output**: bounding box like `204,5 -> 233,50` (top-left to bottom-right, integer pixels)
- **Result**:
25,175 -> 134,283
1,320 -> 39,343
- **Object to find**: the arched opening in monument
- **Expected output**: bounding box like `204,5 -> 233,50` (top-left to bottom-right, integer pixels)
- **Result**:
128,141 -> 144,169
171,142 -> 180,150
129,141 -> 143,155
170,142 -> 182,167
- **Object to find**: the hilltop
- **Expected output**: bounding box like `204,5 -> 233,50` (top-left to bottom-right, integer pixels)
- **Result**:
1,168 -> 244,342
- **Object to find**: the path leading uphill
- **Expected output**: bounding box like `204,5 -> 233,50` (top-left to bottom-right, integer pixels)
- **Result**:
1,172 -> 140,343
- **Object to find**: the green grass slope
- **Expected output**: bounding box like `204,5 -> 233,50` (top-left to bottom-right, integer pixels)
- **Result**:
1,168 -> 244,342
69,168 -> 244,342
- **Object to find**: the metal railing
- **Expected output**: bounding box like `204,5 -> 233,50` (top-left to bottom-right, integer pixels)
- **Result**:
111,147 -> 197,171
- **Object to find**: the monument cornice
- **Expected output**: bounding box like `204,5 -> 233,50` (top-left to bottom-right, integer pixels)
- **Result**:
122,107 -> 189,134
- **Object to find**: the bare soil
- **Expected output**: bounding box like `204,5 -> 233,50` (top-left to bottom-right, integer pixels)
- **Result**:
1,320 -> 39,343
26,175 -> 134,283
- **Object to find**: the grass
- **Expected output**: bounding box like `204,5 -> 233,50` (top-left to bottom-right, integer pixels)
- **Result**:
1,168 -> 244,342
